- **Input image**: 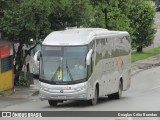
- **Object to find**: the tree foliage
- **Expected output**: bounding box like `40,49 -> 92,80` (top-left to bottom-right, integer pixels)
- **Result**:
129,0 -> 156,52
90,0 -> 156,52
0,0 -> 52,84
0,0 -> 93,84
49,0 -> 93,30
90,0 -> 131,31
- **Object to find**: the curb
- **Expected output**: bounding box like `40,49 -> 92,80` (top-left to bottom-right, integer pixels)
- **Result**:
3,85 -> 40,99
32,90 -> 39,96
131,59 -> 160,76
131,62 -> 160,76
0,89 -> 14,96
5,90 -> 39,99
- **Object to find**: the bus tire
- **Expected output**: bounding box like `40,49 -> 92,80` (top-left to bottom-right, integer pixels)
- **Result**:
48,100 -> 57,106
114,80 -> 122,99
87,87 -> 98,105
108,94 -> 115,99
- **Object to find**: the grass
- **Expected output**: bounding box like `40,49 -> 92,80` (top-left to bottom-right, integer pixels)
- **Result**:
131,47 -> 160,62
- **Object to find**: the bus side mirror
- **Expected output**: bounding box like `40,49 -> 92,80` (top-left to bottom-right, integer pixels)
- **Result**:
86,49 -> 93,66
34,50 -> 41,66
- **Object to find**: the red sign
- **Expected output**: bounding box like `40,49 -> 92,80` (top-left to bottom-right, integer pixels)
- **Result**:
0,46 -> 10,59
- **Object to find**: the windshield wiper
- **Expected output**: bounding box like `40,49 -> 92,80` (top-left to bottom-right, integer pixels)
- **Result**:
66,60 -> 73,81
51,58 -> 62,81
51,65 -> 60,81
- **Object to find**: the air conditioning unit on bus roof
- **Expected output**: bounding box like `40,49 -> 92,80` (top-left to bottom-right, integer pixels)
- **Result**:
65,26 -> 83,30
65,27 -> 77,30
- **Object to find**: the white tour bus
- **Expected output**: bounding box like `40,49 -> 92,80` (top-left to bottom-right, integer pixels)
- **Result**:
34,28 -> 131,106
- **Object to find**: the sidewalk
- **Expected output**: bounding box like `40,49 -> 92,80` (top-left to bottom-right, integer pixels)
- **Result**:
0,79 -> 40,99
1,54 -> 160,99
131,54 -> 160,76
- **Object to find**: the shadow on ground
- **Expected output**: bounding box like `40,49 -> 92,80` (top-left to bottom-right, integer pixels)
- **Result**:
42,96 -> 128,109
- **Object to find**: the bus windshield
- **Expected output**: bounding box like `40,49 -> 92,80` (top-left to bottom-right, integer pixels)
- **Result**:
40,45 -> 88,83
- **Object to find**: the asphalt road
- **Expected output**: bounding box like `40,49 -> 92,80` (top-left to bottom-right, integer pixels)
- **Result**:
1,66 -> 160,120
1,66 -> 160,112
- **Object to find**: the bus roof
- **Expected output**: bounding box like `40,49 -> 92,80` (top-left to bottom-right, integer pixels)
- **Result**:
42,28 -> 129,46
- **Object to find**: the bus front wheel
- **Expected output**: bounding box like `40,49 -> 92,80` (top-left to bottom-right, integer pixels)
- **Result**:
87,87 -> 98,105
48,100 -> 58,106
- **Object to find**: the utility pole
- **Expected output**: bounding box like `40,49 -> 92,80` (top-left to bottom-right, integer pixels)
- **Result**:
104,0 -> 111,29
104,8 -> 108,29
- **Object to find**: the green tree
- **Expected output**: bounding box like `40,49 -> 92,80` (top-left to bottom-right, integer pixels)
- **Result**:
129,0 -> 156,52
90,0 -> 131,31
49,0 -> 93,30
90,0 -> 156,53
0,0 -> 8,16
0,0 -> 52,84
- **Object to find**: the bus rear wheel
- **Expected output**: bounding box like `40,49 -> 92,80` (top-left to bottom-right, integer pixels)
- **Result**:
48,100 -> 58,106
108,81 -> 122,99
108,94 -> 115,99
114,81 -> 122,99
87,87 -> 98,105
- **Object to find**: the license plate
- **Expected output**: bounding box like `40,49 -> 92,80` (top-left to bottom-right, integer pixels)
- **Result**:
58,96 -> 66,99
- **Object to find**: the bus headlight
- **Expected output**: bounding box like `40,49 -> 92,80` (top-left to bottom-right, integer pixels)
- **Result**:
74,85 -> 86,91
40,86 -> 49,91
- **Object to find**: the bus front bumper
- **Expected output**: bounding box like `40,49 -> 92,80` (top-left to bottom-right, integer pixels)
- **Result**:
39,89 -> 88,101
